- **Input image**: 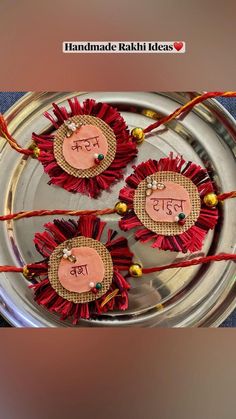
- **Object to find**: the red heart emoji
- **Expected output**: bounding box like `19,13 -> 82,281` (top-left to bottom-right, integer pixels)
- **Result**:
174,42 -> 183,51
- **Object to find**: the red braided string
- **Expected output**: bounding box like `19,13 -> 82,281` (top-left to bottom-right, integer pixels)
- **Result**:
217,191 -> 236,201
0,266 -> 23,273
0,114 -> 34,156
143,91 -> 236,134
1,186 -> 236,223
0,253 -> 235,275
142,253 -> 236,274
0,207 -> 116,221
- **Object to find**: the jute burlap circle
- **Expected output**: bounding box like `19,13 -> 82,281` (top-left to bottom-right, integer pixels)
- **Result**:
48,237 -> 114,304
54,115 -> 117,178
133,171 -> 201,236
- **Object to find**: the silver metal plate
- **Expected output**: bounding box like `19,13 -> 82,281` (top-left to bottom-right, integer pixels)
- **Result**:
0,92 -> 236,327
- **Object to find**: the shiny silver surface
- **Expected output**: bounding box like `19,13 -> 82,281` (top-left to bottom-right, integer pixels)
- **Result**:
0,92 -> 236,327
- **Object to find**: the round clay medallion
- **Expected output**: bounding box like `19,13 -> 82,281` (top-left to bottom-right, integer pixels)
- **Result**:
133,171 -> 201,236
58,246 -> 105,293
54,115 -> 117,178
62,125 -> 108,170
48,236 -> 113,304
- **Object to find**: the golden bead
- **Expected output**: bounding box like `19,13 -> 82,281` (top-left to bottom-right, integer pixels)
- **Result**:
22,265 -> 30,279
131,127 -> 145,144
115,202 -> 128,215
203,193 -> 218,207
129,264 -> 143,278
32,146 -> 40,159
29,142 -> 40,158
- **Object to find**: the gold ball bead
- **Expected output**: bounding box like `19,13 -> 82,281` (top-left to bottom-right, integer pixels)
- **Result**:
129,264 -> 143,278
115,202 -> 128,215
22,265 -> 30,279
32,146 -> 40,159
131,127 -> 145,144
203,193 -> 218,207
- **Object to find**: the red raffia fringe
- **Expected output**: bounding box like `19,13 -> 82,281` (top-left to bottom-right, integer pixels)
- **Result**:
1,253 -> 236,275
217,191 -> 236,201
143,91 -> 236,134
0,188 -> 235,222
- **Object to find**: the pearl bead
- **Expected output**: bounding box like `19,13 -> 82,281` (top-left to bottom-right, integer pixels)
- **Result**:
152,185 -> 157,190
152,180 -> 157,186
63,254 -> 68,259
146,189 -> 152,196
94,153 -> 98,159
174,216 -> 179,222
89,282 -> 95,288
157,183 -> 165,190
147,183 -> 152,189
146,176 -> 152,183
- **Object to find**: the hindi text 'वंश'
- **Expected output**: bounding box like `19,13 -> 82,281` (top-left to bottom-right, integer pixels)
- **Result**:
70,264 -> 88,277
63,42 -> 185,53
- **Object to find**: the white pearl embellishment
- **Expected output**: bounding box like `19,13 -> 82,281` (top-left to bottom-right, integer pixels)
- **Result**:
146,176 -> 166,196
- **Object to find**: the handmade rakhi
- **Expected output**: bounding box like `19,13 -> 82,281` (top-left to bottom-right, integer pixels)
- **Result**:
0,98 -> 138,197
20,216 -> 133,324
0,91 -> 236,198
118,154 -> 218,252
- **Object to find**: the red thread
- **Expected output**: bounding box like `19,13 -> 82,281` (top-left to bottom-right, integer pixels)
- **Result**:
142,92 -> 236,134
217,191 -> 236,201
0,114 -> 34,156
1,253 -> 236,275
142,253 -> 236,274
0,207 -> 116,221
0,266 -> 23,273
